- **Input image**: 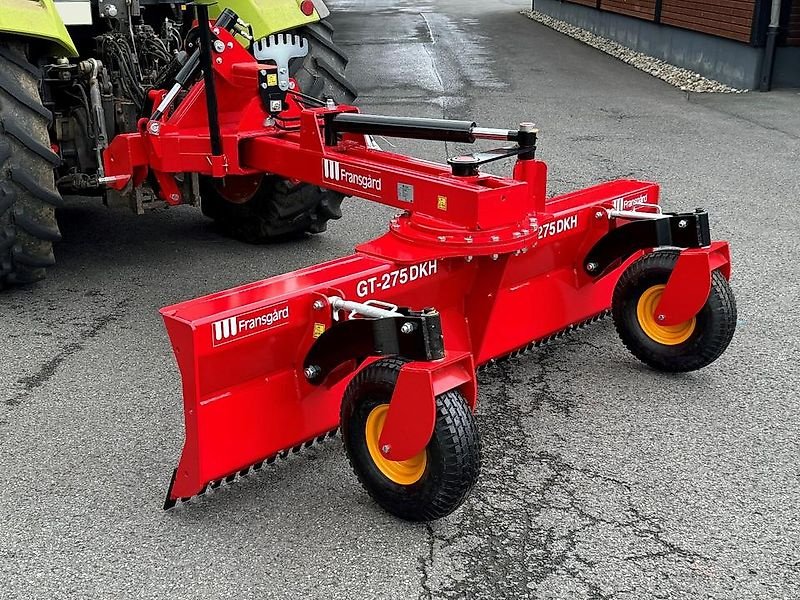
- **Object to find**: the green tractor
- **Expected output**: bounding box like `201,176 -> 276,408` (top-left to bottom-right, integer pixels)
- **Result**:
0,0 -> 356,286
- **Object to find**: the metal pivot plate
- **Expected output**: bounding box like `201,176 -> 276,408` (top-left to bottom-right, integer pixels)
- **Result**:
448,146 -> 533,177
582,211 -> 712,276
303,310 -> 446,385
257,66 -> 285,117
252,34 -> 309,92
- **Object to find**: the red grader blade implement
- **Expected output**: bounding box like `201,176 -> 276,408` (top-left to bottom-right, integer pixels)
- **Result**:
103,9 -> 737,520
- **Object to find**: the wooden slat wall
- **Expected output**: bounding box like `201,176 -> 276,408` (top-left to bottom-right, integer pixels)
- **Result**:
660,0 -> 756,42
564,0 -> 598,7
602,0 -> 656,20
562,0 -> 757,43
787,0 -> 800,45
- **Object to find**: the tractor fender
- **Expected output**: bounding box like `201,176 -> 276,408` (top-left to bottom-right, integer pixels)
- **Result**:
654,241 -> 731,326
378,352 -> 477,462
210,0 -> 327,42
0,0 -> 77,57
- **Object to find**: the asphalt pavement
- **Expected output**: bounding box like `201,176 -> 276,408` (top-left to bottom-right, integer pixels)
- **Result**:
2,1 -> 799,598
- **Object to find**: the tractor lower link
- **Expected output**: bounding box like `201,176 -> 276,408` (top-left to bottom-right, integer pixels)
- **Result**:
103,14 -> 737,520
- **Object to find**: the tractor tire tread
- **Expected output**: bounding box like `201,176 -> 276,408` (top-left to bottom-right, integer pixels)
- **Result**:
0,118 -> 60,166
303,21 -> 347,60
0,38 -> 63,288
0,68 -> 52,122
12,244 -> 55,267
11,165 -> 65,207
0,44 -> 40,77
200,176 -> 343,242
315,18 -> 335,34
13,208 -> 61,241
314,56 -> 358,97
291,20 -> 357,103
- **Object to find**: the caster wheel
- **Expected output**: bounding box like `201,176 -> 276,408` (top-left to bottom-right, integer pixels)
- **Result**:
612,251 -> 736,372
340,357 -> 481,521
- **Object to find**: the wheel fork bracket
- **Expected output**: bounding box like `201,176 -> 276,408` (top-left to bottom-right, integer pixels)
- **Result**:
583,210 -> 712,275
379,352 -> 477,462
654,241 -> 732,326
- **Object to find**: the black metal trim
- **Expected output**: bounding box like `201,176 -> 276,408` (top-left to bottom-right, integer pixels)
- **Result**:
517,128 -> 538,160
328,114 -> 477,144
654,0 -> 663,24
303,309 -> 445,385
196,3 -> 223,158
583,211 -> 711,276
163,468 -> 179,510
751,0 -> 771,47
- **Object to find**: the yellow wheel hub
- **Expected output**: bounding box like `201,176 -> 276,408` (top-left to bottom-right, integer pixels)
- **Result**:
365,404 -> 427,485
636,284 -> 696,345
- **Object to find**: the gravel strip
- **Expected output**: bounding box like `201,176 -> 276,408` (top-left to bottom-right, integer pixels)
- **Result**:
522,10 -> 748,93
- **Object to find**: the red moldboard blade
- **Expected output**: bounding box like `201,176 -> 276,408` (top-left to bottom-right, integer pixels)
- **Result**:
160,306 -> 349,502
159,254 -> 393,505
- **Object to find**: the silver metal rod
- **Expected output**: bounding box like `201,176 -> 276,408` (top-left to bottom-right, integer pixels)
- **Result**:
769,0 -> 782,26
97,175 -> 129,185
608,210 -> 667,221
328,296 -> 398,319
471,127 -> 515,141
155,83 -> 182,116
84,59 -> 109,177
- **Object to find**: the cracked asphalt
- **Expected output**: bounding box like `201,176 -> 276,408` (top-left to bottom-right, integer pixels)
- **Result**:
2,1 -> 799,598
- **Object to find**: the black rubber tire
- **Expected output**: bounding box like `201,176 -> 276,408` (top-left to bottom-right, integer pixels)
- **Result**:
612,251 -> 737,373
200,175 -> 343,242
290,20 -> 358,104
0,39 -> 63,288
200,19 -> 355,243
341,357 -> 481,521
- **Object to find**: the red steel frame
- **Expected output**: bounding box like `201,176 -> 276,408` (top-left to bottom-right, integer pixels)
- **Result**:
102,25 -> 732,503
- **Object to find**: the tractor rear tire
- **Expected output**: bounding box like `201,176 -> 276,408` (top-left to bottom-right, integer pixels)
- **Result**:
290,20 -> 358,104
200,175 -> 344,242
0,40 -> 62,288
200,19 -> 356,243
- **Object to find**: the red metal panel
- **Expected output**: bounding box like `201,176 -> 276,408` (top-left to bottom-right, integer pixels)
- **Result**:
161,254 -> 394,499
160,176 -> 669,500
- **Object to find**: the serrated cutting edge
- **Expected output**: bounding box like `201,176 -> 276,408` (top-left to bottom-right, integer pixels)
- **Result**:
477,310 -> 610,372
163,428 -> 340,510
